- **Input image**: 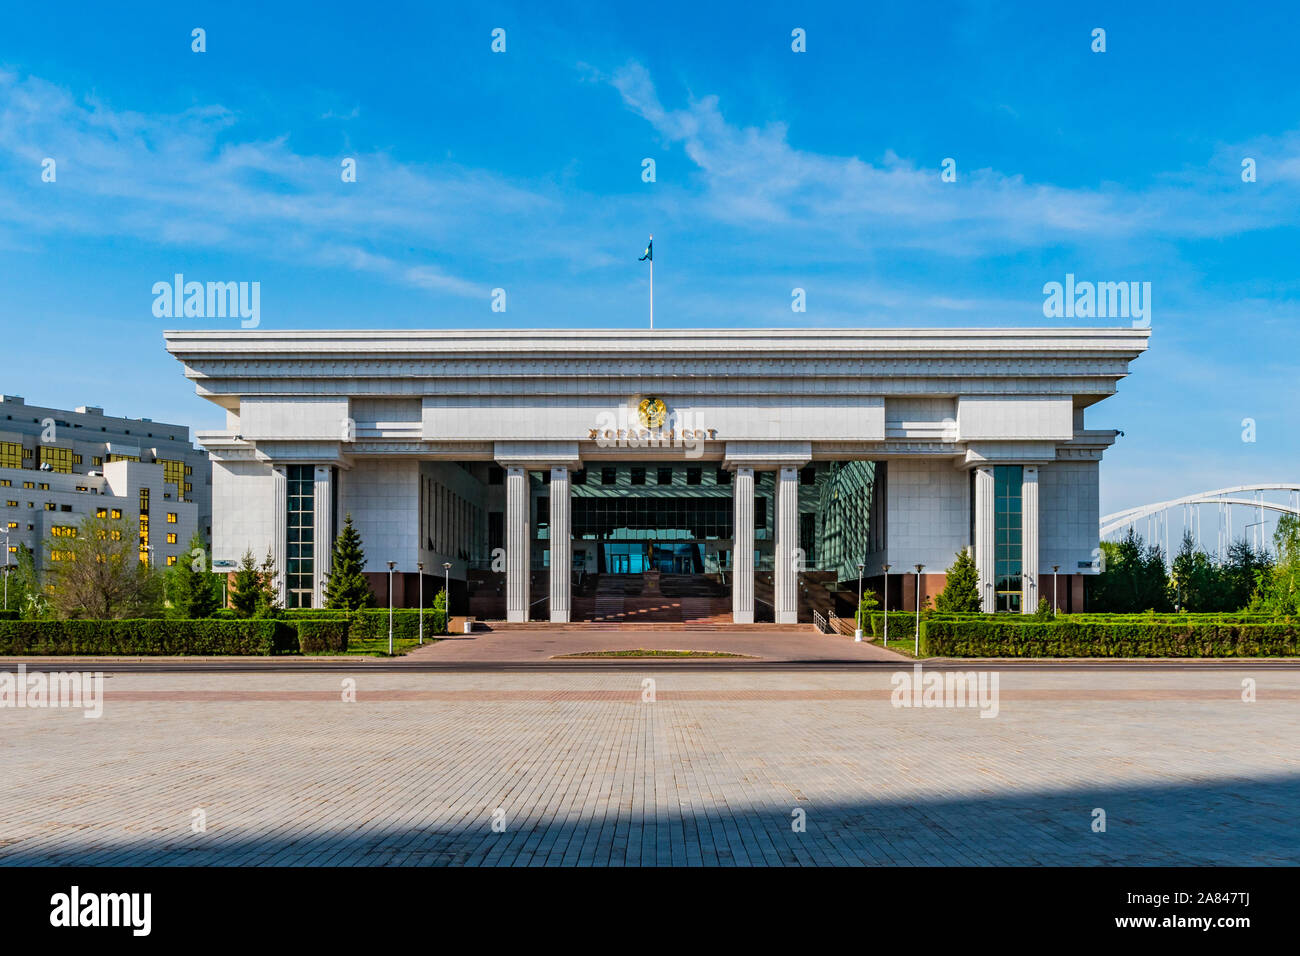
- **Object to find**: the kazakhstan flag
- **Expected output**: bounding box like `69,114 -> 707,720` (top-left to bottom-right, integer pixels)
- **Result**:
639,237 -> 653,261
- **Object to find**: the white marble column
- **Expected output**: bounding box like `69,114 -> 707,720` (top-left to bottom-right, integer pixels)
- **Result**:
973,466 -> 995,613
774,465 -> 799,624
1021,465 -> 1039,614
505,465 -> 530,622
270,465 -> 288,608
732,465 -> 755,624
312,465 -> 333,608
549,465 -> 571,623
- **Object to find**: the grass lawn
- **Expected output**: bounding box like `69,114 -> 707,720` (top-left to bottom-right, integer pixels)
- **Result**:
344,636 -> 441,656
555,649 -> 755,659
877,638 -> 922,658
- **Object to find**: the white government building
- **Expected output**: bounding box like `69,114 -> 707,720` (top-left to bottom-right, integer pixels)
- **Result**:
164,328 -> 1148,624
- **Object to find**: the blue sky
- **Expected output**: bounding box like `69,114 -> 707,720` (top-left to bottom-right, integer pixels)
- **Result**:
0,0 -> 1297,517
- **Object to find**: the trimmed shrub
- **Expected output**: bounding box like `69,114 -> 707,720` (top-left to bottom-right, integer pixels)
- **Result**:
348,609 -> 447,643
922,618 -> 1300,658
0,619 -> 297,656
295,618 -> 351,653
0,609 -> 18,621
867,611 -> 918,640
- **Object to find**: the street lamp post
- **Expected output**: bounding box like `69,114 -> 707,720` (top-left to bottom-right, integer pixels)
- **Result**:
882,563 -> 891,648
417,562 -> 424,645
443,562 -> 452,635
913,564 -> 925,657
2,527 -> 11,611
1052,565 -> 1060,616
386,561 -> 396,656
854,562 -> 865,642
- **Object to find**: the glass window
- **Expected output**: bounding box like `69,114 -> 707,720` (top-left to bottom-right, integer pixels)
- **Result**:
0,442 -> 21,469
993,465 -> 1024,612
630,467 -> 646,486
657,467 -> 673,485
38,446 -> 73,474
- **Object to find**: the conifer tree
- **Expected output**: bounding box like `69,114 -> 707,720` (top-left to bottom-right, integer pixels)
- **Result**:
230,550 -> 262,618
323,513 -> 376,610
934,548 -> 982,613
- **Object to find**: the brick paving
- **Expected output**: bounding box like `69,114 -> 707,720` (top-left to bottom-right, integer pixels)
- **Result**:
409,626 -> 905,662
2,665 -> 1298,865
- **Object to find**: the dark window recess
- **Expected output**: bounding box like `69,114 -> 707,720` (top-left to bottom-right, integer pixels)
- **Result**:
630,467 -> 646,485
601,467 -> 616,485
755,497 -> 767,527
488,511 -> 504,553
686,468 -> 702,485
715,469 -> 732,485
800,513 -> 816,564
488,466 -> 504,485
573,469 -> 587,486
657,467 -> 673,485
537,497 -> 549,529
800,467 -> 816,486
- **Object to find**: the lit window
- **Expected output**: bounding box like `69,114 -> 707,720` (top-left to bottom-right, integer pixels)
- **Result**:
166,555 -> 177,566
111,509 -> 122,519
92,456 -> 102,466
38,446 -> 73,474
44,503 -> 55,511
22,481 -> 34,489
167,512 -> 177,523
166,533 -> 177,544
0,442 -> 21,468
5,502 -> 15,509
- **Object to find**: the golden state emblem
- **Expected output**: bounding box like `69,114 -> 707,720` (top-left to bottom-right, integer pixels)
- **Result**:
637,396 -> 668,428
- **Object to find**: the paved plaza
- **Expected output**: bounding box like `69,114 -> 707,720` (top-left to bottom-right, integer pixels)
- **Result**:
2,660 -> 1298,865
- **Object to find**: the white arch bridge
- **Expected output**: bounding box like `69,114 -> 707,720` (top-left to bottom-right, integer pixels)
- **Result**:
1100,483 -> 1300,563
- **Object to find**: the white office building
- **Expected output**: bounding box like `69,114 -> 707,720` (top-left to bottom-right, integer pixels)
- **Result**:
0,395 -> 211,573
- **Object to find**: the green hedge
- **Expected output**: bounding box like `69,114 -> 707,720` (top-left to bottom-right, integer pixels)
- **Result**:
0,619 -> 298,656
348,609 -> 446,642
294,618 -> 351,653
0,609 -> 18,621
922,619 -> 1300,657
866,611 -> 918,640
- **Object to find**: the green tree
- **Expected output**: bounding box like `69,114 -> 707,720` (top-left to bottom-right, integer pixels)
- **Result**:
256,549 -> 283,617
855,588 -> 879,629
1250,514 -> 1300,615
43,515 -> 163,619
6,543 -> 50,619
433,587 -> 448,634
934,548 -> 982,612
323,513 -> 376,610
167,531 -> 221,619
1223,538 -> 1272,611
1089,528 -> 1172,612
229,550 -> 262,618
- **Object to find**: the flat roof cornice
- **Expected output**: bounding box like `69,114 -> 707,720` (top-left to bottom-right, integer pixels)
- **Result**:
165,327 -> 1150,358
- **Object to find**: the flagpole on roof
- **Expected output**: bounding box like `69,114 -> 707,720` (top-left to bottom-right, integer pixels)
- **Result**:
648,234 -> 654,330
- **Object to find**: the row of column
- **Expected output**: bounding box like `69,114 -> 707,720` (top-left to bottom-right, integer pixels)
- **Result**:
504,461 -> 803,624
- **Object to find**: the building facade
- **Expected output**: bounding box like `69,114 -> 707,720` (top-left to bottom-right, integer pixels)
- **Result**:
163,328 -> 1148,621
0,396 -> 211,573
